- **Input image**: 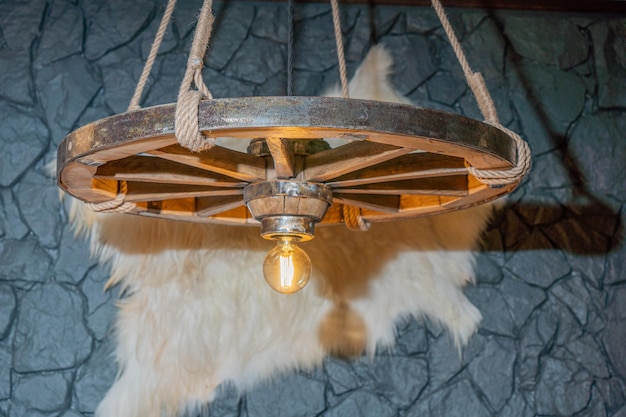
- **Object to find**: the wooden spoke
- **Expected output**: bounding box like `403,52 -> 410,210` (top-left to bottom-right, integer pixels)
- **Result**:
124,182 -> 242,203
357,196 -> 460,221
135,198 -> 251,224
266,137 -> 296,178
196,195 -> 245,217
333,194 -> 401,213
358,181 -> 515,223
135,198 -> 196,217
57,97 -> 524,226
442,176 -> 517,209
95,155 -> 246,187
399,195 -> 458,211
148,144 -> 266,182
206,205 -> 252,224
334,176 -> 468,196
327,153 -> 466,187
303,141 -> 412,182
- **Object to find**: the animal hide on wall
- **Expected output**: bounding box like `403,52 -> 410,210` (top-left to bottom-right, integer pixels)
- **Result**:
70,45 -> 494,417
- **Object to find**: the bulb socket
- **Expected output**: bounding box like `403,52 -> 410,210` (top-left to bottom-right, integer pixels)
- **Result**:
260,216 -> 315,242
244,180 -> 332,242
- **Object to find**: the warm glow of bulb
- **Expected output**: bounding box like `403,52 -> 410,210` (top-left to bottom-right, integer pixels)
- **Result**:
263,239 -> 311,294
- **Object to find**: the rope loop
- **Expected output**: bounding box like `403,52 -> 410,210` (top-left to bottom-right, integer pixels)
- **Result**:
431,0 -> 531,185
343,205 -> 370,231
86,181 -> 136,213
466,126 -> 532,185
175,0 -> 215,152
127,0 -> 215,153
194,69 -> 213,99
175,90 -> 215,152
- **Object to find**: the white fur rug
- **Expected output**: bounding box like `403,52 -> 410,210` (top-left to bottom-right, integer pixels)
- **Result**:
70,45 -> 493,417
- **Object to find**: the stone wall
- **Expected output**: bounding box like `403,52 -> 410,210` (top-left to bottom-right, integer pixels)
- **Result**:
0,0 -> 625,415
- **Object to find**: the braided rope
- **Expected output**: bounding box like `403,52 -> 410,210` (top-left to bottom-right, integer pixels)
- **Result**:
330,0 -> 369,231
287,0 -> 295,96
91,2 -> 175,212
330,0 -> 349,100
194,69 -> 213,99
431,0 -> 531,185
128,0 -> 177,112
468,72 -> 499,125
342,204 -> 370,231
86,181 -> 136,213
465,126 -> 532,185
175,0 -> 215,152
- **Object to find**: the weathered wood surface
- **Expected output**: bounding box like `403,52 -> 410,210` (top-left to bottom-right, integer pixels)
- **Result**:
57,97 -> 523,225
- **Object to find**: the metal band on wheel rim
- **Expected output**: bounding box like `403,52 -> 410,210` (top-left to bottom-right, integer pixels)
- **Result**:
57,96 -> 521,226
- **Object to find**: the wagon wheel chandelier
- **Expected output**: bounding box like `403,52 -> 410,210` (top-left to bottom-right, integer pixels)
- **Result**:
57,0 -> 531,294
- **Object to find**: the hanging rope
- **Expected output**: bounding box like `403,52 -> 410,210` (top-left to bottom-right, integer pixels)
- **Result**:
431,0 -> 531,186
128,0 -> 178,112
330,0 -> 368,231
86,181 -> 136,213
330,0 -> 349,99
287,0 -> 295,96
175,0 -> 216,153
90,1 -> 178,213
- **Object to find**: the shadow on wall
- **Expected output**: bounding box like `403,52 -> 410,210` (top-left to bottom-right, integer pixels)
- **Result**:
481,10 -> 623,257
83,2 -> 622,262
492,195 -> 621,255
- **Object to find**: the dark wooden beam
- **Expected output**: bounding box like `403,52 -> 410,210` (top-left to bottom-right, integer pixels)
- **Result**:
254,0 -> 626,13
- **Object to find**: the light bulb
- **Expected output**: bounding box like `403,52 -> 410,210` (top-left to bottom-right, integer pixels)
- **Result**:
263,238 -> 311,294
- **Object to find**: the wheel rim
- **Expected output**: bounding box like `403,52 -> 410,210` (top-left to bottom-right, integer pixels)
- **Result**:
57,96 -> 519,226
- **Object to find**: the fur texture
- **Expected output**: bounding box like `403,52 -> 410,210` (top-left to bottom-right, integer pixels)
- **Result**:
70,45 -> 492,417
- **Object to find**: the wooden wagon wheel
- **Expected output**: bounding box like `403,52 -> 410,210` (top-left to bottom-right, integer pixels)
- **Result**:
57,0 -> 531,293
58,96 -> 519,227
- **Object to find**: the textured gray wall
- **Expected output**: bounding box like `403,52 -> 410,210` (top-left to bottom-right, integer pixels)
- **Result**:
0,0 -> 625,416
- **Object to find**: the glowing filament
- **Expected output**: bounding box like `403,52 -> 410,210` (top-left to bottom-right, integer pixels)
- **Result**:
263,239 -> 311,294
